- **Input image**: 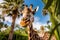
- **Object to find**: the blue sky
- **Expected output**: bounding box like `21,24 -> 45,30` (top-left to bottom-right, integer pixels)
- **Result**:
24,0 -> 50,24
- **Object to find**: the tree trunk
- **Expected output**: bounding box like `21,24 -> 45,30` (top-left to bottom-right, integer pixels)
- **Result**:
8,10 -> 18,40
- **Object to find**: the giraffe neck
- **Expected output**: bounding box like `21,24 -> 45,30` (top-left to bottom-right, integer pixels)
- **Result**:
28,24 -> 44,40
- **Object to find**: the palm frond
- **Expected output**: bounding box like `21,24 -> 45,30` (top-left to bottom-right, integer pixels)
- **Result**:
44,0 -> 53,9
0,0 -> 24,17
4,0 -> 12,2
49,23 -> 60,40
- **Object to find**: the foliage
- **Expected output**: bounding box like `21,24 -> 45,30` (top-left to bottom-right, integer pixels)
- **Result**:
0,27 -> 28,40
0,15 -> 8,29
0,0 -> 24,17
42,0 -> 60,40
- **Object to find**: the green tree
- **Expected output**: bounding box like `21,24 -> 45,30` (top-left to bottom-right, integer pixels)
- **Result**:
42,0 -> 60,40
0,0 -> 24,40
0,15 -> 5,29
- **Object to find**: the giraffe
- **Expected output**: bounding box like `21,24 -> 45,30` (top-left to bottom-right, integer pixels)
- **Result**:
20,4 -> 41,40
27,4 -> 38,40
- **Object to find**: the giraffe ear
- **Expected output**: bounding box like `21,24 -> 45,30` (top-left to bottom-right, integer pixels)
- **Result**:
35,6 -> 39,12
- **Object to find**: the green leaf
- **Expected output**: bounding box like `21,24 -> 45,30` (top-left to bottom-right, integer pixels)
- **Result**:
49,23 -> 60,40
